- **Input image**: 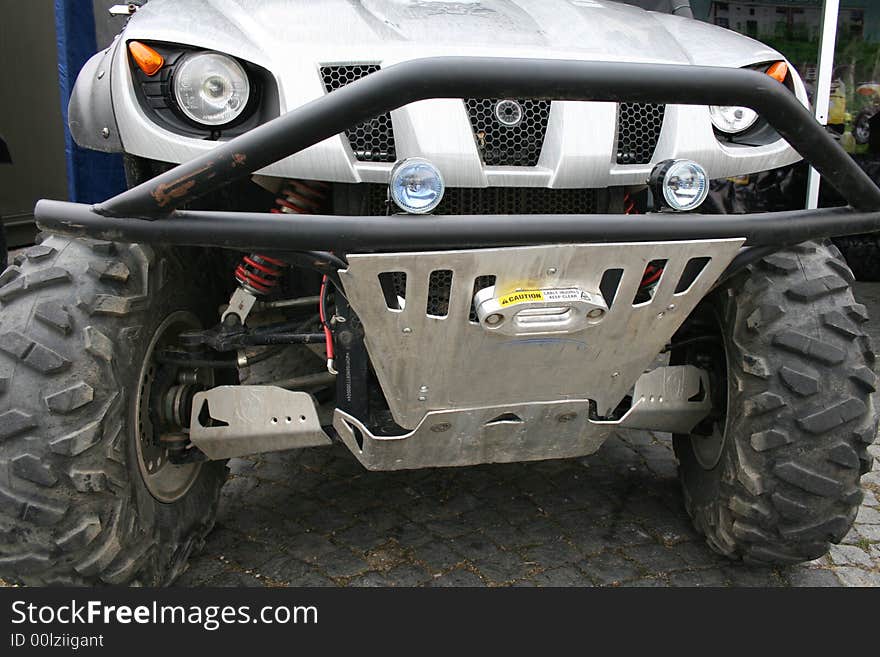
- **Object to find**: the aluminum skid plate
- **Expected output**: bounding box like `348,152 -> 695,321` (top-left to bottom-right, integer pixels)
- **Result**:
334,361 -> 712,471
190,386 -> 331,460
341,239 -> 743,433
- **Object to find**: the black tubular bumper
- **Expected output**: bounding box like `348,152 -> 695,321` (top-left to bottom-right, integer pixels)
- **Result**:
35,57 -> 880,251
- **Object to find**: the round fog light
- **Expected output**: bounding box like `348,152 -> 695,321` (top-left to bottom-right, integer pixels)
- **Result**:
389,158 -> 445,214
649,159 -> 709,212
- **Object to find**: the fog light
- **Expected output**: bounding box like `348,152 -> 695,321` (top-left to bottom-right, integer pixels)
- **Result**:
389,158 -> 445,214
649,159 -> 709,212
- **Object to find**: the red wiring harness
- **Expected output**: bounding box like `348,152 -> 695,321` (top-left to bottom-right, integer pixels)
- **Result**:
625,192 -> 664,288
319,275 -> 335,373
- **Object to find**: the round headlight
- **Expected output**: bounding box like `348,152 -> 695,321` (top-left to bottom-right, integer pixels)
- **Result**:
709,105 -> 759,135
389,158 -> 445,214
649,159 -> 709,212
173,52 -> 250,126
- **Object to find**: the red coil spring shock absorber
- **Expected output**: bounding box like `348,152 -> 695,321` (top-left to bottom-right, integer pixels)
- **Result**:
234,254 -> 287,295
233,180 -> 329,296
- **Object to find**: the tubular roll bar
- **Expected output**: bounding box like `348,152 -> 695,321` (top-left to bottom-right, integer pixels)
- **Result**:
35,57 -> 880,250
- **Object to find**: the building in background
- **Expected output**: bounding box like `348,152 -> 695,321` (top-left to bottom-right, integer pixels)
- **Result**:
694,1 -> 876,41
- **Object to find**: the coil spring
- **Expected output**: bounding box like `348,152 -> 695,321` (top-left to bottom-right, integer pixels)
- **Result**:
233,180 -> 329,295
234,254 -> 287,295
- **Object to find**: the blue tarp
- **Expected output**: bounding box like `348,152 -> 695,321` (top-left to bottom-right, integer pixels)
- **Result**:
54,0 -> 125,203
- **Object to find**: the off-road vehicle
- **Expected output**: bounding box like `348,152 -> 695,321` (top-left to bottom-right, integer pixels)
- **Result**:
1,0 -> 878,585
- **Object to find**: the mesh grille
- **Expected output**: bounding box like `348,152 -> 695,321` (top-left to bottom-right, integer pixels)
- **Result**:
367,185 -> 598,215
465,99 -> 551,166
320,65 -> 396,162
616,103 -> 666,165
427,270 -> 453,317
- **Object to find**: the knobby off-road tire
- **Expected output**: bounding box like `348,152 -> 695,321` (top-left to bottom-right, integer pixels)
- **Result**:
0,235 -> 228,585
674,241 -> 878,565
0,223 -> 7,272
834,234 -> 880,282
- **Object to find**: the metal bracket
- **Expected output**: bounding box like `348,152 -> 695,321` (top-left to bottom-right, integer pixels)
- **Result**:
222,287 -> 258,325
474,286 -> 608,336
613,365 -> 711,434
189,386 -> 331,460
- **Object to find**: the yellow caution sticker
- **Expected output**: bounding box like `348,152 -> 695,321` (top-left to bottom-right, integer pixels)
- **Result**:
498,289 -> 544,307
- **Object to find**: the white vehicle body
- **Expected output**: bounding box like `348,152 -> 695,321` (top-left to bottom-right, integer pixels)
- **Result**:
73,0 -> 808,189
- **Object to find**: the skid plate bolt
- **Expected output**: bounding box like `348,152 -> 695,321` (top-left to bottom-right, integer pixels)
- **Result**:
418,395 -> 427,402
557,412 -> 577,423
402,327 -> 412,334
546,267 -> 558,275
101,127 -> 110,139
611,371 -> 620,378
667,304 -> 676,311
419,385 -> 429,393
431,422 -> 451,433
485,313 -> 504,326
657,312 -> 665,319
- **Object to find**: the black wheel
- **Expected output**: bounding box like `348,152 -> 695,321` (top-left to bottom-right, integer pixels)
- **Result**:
0,235 -> 229,585
673,241 -> 877,565
834,234 -> 880,282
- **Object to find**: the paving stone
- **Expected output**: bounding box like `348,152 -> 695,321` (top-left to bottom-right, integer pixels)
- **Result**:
529,565 -> 593,587
348,571 -> 391,587
856,524 -> 880,542
256,554 -> 316,583
410,541 -> 466,572
318,548 -> 371,579
722,566 -> 784,587
523,540 -> 584,568
580,551 -> 642,586
787,568 -> 843,587
835,567 -> 880,587
384,564 -> 433,587
829,544 -> 875,568
668,569 -> 726,587
623,543 -> 689,572
428,568 -> 486,587
855,506 -> 880,525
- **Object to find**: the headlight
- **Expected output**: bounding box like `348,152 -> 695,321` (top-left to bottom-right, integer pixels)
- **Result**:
173,52 -> 250,126
649,159 -> 709,212
709,105 -> 759,135
389,158 -> 445,214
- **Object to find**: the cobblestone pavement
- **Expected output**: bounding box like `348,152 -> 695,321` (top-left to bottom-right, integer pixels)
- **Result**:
174,285 -> 880,588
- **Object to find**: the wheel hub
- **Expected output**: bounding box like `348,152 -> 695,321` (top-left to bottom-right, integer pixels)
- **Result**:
134,312 -> 207,503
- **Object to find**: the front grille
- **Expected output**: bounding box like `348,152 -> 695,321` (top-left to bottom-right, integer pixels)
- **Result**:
366,185 -> 599,215
320,65 -> 396,162
465,98 -> 551,166
616,103 -> 666,165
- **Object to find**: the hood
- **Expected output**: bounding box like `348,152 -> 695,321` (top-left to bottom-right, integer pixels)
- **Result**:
127,0 -> 782,69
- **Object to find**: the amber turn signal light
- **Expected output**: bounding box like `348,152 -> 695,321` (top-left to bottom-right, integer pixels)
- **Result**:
129,41 -> 164,77
766,61 -> 789,84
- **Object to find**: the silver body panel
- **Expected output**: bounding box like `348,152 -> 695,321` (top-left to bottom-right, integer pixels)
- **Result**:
340,239 -> 744,430
85,0 -> 808,187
